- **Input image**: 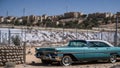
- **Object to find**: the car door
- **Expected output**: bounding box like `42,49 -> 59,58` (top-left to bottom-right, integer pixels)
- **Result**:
69,40 -> 87,60
96,41 -> 112,58
83,47 -> 102,60
83,41 -> 110,60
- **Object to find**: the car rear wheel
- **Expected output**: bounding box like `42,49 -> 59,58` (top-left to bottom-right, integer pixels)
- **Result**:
60,56 -> 72,66
109,54 -> 117,63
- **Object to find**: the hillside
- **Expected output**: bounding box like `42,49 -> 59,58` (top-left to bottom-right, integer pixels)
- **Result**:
99,23 -> 120,29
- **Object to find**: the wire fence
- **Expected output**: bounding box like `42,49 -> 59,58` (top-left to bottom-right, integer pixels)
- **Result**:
0,27 -> 120,46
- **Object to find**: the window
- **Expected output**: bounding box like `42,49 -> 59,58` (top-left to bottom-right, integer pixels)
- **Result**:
68,40 -> 87,47
89,41 -> 110,47
98,42 -> 110,47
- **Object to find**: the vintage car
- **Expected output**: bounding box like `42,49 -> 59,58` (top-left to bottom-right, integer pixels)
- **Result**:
35,40 -> 120,66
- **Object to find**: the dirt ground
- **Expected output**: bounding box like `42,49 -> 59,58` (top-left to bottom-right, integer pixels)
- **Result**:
1,47 -> 120,68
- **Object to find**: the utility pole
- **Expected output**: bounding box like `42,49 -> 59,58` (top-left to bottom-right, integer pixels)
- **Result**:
65,0 -> 68,13
23,8 -> 26,64
6,10 -> 8,17
66,6 -> 68,13
23,8 -> 26,41
21,8 -> 25,42
6,10 -> 11,46
23,8 -> 25,16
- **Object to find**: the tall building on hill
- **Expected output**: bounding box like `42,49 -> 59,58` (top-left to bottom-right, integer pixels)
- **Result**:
0,16 -> 4,23
64,12 -> 83,18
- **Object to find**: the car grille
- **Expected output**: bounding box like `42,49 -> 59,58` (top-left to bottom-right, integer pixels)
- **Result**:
36,52 -> 57,58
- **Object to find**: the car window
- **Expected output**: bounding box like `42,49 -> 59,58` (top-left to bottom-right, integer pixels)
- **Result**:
89,41 -> 110,47
68,41 -> 87,47
88,42 -> 97,47
98,42 -> 110,47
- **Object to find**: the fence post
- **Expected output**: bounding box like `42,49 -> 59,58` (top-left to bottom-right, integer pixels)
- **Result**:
23,42 -> 26,63
0,30 -> 2,44
75,27 -> 77,40
101,30 -> 103,40
8,29 -> 11,46
62,23 -> 65,45
87,29 -> 88,40
114,17 -> 118,46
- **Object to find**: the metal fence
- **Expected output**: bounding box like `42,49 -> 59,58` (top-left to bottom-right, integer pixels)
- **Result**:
0,27 -> 120,46
0,28 -> 21,46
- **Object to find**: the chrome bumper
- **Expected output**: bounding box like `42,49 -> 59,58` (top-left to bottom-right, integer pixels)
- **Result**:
41,56 -> 62,61
35,53 -> 62,61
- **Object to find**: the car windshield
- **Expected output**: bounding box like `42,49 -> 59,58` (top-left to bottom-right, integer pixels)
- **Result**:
68,40 -> 87,47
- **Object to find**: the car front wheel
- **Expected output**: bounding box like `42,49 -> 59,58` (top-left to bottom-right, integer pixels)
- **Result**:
109,54 -> 117,63
60,56 -> 72,66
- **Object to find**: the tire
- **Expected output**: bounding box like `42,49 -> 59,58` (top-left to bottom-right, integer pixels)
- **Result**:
60,56 -> 72,66
109,54 -> 117,63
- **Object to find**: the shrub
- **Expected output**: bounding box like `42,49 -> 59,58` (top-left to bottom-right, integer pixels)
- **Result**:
11,35 -> 21,46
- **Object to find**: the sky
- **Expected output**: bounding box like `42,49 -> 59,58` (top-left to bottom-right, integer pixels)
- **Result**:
0,0 -> 120,17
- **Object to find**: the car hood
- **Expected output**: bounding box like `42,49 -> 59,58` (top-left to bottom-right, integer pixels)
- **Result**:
35,46 -> 70,51
35,46 -> 85,52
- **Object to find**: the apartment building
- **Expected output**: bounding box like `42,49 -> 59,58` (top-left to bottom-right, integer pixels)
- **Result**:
0,11 -> 119,26
0,16 -> 4,23
88,12 -> 113,18
64,12 -> 83,18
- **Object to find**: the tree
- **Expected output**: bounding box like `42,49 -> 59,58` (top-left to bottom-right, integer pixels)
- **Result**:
11,35 -> 21,46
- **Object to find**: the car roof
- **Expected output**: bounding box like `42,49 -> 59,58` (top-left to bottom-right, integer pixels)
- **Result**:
70,40 -> 114,47
86,40 -> 114,47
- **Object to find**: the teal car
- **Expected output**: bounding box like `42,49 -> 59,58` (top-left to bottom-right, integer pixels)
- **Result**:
35,40 -> 120,66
